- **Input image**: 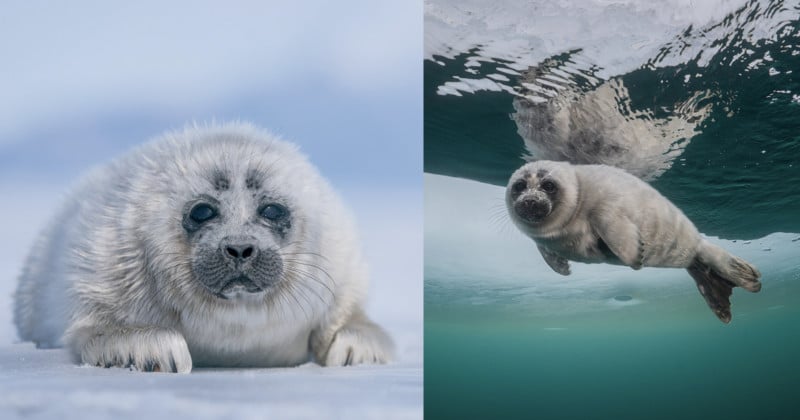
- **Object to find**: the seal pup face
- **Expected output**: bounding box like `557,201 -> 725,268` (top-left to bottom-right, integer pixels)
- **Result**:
174,149 -> 318,304
133,125 -> 335,314
181,176 -> 291,301
505,160 -> 579,236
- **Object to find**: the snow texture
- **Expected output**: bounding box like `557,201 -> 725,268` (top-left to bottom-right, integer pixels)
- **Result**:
0,343 -> 421,420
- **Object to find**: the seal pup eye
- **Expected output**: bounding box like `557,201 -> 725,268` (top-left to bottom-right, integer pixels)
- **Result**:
189,203 -> 217,224
541,180 -> 557,194
511,179 -> 527,194
260,204 -> 288,221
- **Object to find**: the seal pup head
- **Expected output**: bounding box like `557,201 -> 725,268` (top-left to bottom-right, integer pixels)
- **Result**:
505,160 -> 579,236
128,123 -> 337,313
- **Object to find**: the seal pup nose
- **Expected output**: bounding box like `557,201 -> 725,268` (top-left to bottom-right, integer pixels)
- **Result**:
225,245 -> 255,259
220,238 -> 258,262
515,197 -> 551,221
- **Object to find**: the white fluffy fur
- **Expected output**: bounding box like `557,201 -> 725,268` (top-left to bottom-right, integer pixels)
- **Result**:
14,122 -> 393,372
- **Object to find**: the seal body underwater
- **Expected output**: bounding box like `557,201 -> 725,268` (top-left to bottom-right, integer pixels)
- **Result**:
14,122 -> 393,372
505,160 -> 761,323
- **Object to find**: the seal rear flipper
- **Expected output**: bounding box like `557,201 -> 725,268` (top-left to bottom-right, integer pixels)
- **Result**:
537,245 -> 571,276
686,262 -> 735,324
695,240 -> 762,292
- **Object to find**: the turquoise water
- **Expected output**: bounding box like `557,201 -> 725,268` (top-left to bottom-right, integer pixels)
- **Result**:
425,1 -> 800,418
427,307 -> 800,419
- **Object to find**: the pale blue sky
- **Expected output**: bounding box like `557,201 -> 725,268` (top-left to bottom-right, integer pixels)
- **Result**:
0,0 -> 422,188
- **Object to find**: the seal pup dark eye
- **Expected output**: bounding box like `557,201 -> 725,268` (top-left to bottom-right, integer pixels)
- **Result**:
189,203 -> 217,224
541,180 -> 557,194
511,179 -> 527,194
260,204 -> 287,221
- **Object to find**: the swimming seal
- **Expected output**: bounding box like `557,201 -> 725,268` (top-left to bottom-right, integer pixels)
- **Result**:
506,160 -> 761,323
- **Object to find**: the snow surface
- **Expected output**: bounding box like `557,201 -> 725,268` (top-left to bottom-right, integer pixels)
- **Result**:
0,344 -> 421,420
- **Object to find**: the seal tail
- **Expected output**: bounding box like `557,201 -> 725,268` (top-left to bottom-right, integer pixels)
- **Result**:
686,240 -> 762,324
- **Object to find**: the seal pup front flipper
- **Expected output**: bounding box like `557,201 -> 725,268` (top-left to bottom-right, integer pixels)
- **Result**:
537,245 -> 571,276
592,212 -> 644,270
310,308 -> 394,366
686,262 -> 735,324
66,324 -> 193,373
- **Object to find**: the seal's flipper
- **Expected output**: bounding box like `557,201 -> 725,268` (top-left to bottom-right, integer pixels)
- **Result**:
686,261 -> 735,324
537,245 -> 571,276
592,214 -> 643,270
694,240 -> 761,293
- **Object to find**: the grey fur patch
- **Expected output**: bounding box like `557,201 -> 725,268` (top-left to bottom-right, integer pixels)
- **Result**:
212,170 -> 230,191
245,169 -> 263,190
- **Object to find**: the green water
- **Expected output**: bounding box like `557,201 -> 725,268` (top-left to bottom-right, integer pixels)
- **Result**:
425,255 -> 800,418
426,307 -> 800,419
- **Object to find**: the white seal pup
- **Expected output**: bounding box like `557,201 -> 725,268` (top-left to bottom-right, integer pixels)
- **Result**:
14,122 -> 393,372
505,160 -> 761,323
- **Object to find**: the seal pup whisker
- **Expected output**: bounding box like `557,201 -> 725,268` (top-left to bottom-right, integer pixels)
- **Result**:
282,264 -> 331,289
280,259 -> 337,285
281,281 -> 312,324
282,267 -> 335,302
